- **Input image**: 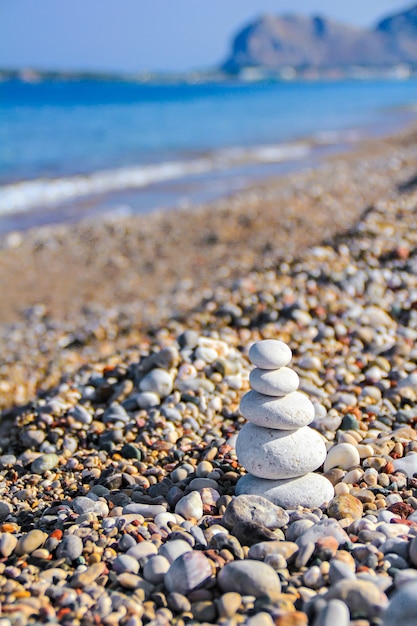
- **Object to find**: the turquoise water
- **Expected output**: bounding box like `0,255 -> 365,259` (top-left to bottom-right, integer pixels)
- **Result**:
0,78 -> 416,229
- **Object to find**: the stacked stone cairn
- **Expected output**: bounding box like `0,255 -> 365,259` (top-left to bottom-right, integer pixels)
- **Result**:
236,339 -> 334,508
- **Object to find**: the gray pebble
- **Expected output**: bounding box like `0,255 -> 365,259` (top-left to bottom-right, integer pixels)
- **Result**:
0,501 -> 12,520
296,519 -> 350,548
328,559 -> 356,585
314,599 -> 350,626
112,554 -> 140,574
31,453 -> 59,474
139,368 -> 173,396
382,581 -> 417,626
56,534 -> 83,560
165,551 -> 212,595
159,539 -> 192,563
218,560 -> 281,601
122,503 -> 166,518
142,555 -> 170,584
222,494 -> 289,530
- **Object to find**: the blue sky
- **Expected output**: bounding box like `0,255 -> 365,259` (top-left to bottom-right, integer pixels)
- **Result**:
0,1 -> 413,73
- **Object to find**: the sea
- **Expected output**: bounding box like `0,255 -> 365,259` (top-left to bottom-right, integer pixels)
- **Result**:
1,77 -> 417,233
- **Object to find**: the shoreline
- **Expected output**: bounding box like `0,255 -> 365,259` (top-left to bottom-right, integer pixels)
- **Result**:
0,120 -> 416,325
0,119 -> 416,410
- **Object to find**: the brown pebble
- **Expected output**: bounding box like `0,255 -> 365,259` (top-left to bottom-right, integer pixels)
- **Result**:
328,494 -> 363,520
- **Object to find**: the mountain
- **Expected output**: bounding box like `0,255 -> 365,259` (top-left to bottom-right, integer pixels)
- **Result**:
222,4 -> 417,73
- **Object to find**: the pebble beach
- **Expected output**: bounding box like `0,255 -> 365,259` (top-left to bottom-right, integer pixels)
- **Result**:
1,123 -> 417,625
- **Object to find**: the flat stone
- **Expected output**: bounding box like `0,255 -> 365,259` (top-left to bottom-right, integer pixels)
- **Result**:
382,581 -> 417,626
240,390 -> 314,430
70,562 -> 106,588
236,424 -> 326,479
122,503 -> 166,518
249,367 -> 299,397
218,560 -> 281,601
248,340 -> 292,369
222,494 -> 289,530
393,452 -> 417,478
324,443 -> 361,472
236,472 -> 334,509
324,579 -> 387,619
248,540 -> 298,561
165,551 -> 212,595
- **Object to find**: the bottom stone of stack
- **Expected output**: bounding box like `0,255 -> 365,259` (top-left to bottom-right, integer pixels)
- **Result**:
236,472 -> 334,509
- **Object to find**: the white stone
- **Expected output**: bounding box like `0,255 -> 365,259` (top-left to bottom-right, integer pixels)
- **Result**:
248,340 -> 292,369
323,443 -> 360,472
393,453 -> 417,478
236,423 -> 327,479
249,367 -> 299,397
239,390 -> 314,430
174,491 -> 203,520
139,368 -> 173,397
236,472 -> 334,509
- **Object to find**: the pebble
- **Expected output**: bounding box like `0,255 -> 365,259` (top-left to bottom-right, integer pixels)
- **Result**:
296,519 -> 350,548
30,453 -> 59,474
112,554 -> 140,574
222,494 -> 289,529
328,494 -> 364,521
217,591 -> 242,618
218,560 -> 281,601
236,472 -> 334,508
382,581 -> 417,626
314,599 -> 350,626
393,452 -> 417,478
324,443 -> 361,472
248,340 -> 292,369
174,491 -> 203,520
324,579 -> 388,619
249,367 -> 300,396
56,534 -> 83,560
164,551 -> 212,595
236,424 -> 326,479
0,501 -> 11,520
16,529 -> 48,555
142,555 -> 170,584
239,390 -> 315,429
159,539 -> 193,564
139,368 -> 173,396
0,533 -> 17,557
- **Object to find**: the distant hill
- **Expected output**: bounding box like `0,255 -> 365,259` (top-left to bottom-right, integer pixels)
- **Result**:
222,3 -> 417,72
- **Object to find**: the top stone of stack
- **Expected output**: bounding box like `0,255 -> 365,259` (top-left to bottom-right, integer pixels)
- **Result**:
248,340 -> 292,369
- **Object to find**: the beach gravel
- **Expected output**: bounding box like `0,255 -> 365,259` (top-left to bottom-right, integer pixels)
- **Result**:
0,124 -> 416,624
